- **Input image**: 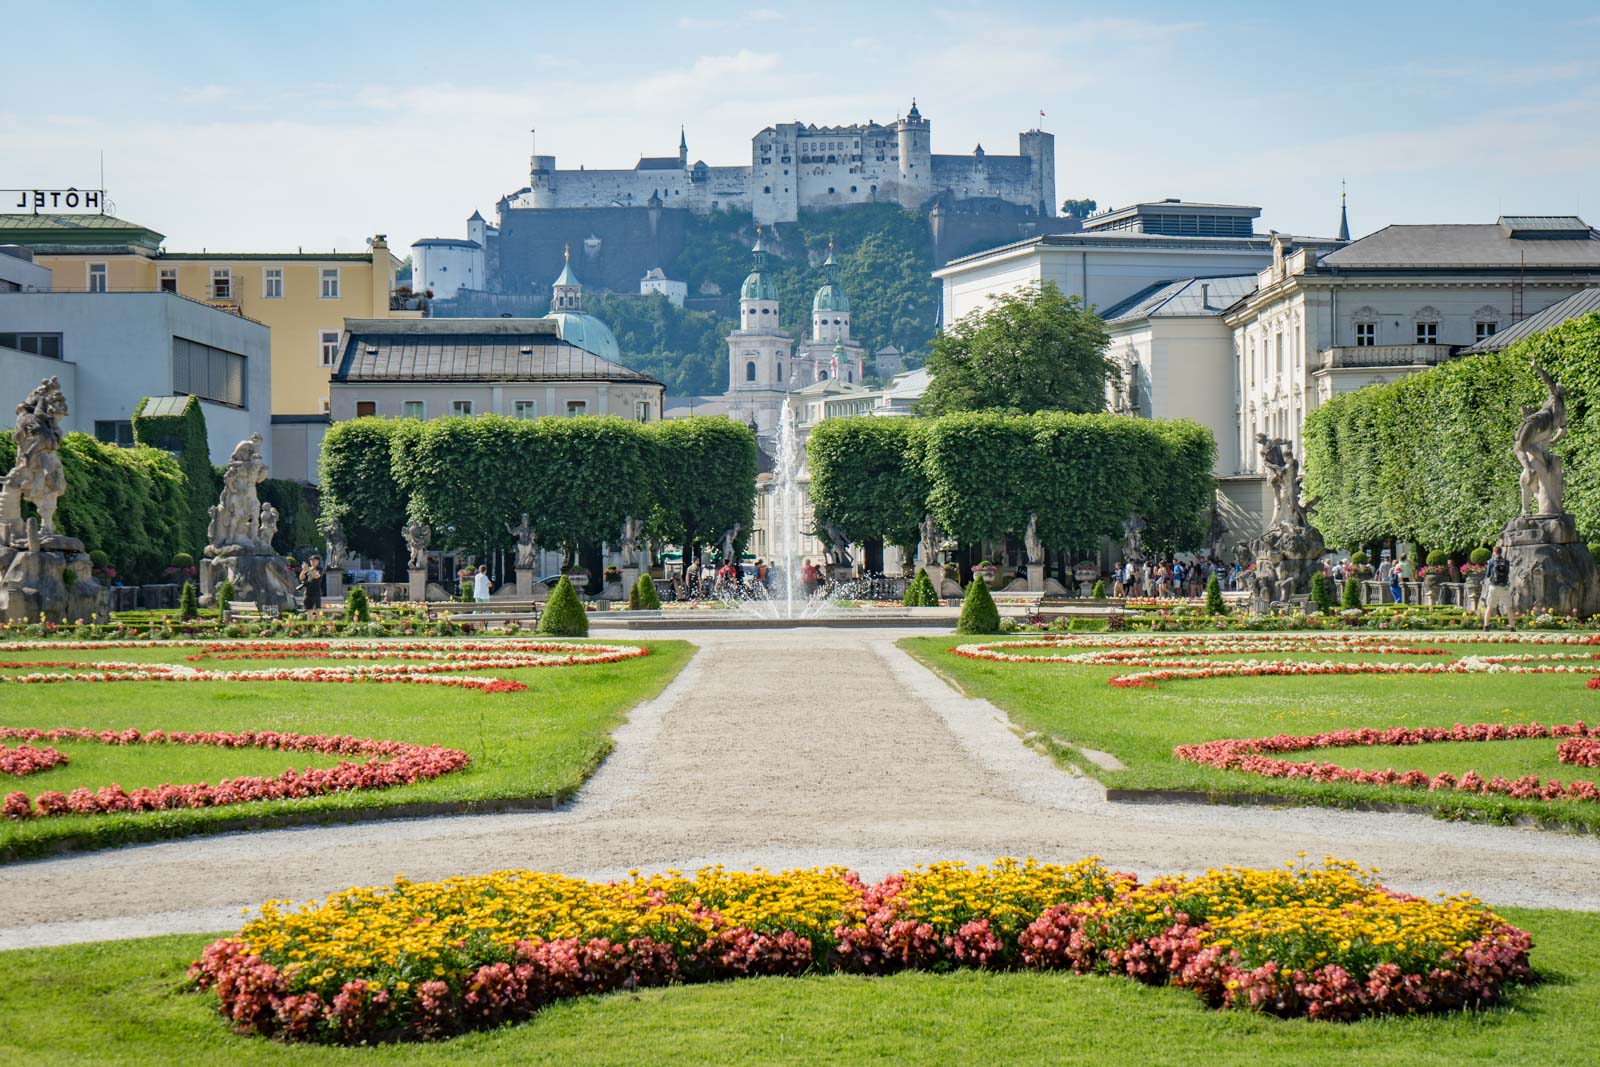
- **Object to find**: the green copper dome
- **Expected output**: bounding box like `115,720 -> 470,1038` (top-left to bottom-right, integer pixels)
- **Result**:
742,270 -> 778,301
812,282 -> 849,313
548,311 -> 620,363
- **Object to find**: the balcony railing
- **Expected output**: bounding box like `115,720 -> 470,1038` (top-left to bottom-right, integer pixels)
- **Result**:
1319,344 -> 1457,369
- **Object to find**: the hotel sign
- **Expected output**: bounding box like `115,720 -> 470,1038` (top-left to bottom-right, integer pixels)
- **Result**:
8,188 -> 105,212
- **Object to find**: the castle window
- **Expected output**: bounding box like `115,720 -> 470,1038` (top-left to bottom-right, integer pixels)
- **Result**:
745,361 -> 757,382
1355,322 -> 1376,347
850,186 -> 857,193
764,186 -> 771,194
828,187 -> 835,194
777,363 -> 783,381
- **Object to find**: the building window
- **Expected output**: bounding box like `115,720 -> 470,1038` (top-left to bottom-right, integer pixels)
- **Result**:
451,400 -> 474,417
1476,321 -> 1498,342
159,268 -> 177,293
777,363 -> 783,382
319,330 -> 340,367
635,400 -> 651,423
320,268 -> 340,299
172,336 -> 246,407
1354,322 -> 1376,347
211,269 -> 232,300
0,332 -> 63,359
93,420 -> 134,447
402,400 -> 425,419
565,400 -> 588,416
745,360 -> 757,382
514,400 -> 537,419
1416,321 -> 1438,345
355,400 -> 377,418
87,263 -> 108,293
263,268 -> 283,299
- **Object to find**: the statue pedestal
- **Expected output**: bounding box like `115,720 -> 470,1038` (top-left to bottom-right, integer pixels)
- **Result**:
204,553 -> 296,610
408,567 -> 428,603
1,540 -> 109,624
830,565 -> 853,587
620,566 -> 641,600
1027,566 -> 1045,594
515,567 -> 534,599
325,567 -> 344,601
923,564 -> 955,599
1501,513 -> 1600,617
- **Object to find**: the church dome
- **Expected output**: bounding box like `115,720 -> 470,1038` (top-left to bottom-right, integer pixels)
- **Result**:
548,311 -> 621,363
812,282 -> 849,313
741,270 -> 778,301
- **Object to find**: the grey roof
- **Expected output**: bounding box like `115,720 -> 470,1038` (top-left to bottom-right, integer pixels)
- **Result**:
1320,220 -> 1600,269
138,395 -> 193,417
334,318 -> 658,385
1499,216 -> 1590,235
636,157 -> 681,170
411,238 -> 481,249
1102,275 -> 1258,322
1460,288 -> 1600,354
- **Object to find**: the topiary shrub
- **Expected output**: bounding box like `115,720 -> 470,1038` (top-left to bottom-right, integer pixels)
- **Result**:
89,549 -> 110,569
1090,579 -> 1107,599
1310,572 -> 1335,614
1342,575 -> 1362,610
630,572 -> 661,610
173,552 -> 194,570
347,585 -> 371,623
1470,547 -> 1492,566
178,582 -> 199,620
1425,549 -> 1449,568
955,576 -> 1001,634
1350,550 -> 1368,566
903,570 -> 940,607
217,579 -> 236,607
538,574 -> 589,637
1205,573 -> 1226,615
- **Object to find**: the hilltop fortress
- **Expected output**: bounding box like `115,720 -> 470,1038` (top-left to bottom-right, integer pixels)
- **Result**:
503,101 -> 1056,226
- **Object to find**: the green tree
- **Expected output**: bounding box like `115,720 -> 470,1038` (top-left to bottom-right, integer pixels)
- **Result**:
1205,573 -> 1226,615
1061,198 -> 1098,218
955,577 -> 1002,634
807,418 -> 929,557
319,418 -> 414,576
917,282 -> 1113,416
650,418 -> 757,577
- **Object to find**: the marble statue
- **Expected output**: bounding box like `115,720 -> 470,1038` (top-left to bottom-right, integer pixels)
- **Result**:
403,520 -> 432,570
207,434 -> 270,556
823,522 -> 852,567
1516,363 -> 1566,516
257,502 -> 279,548
1121,514 -> 1147,564
719,523 -> 742,562
506,513 -> 537,570
1257,433 -> 1308,529
1248,434 -> 1326,610
1024,513 -> 1043,565
1,377 -> 68,538
618,515 -> 643,569
919,513 -> 941,565
324,519 -> 348,570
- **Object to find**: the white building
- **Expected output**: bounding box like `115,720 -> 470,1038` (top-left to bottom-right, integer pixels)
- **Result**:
409,211 -> 495,300
933,201 -> 1285,325
640,268 -> 687,308
0,247 -> 51,292
1227,215 -> 1600,475
0,290 -> 272,465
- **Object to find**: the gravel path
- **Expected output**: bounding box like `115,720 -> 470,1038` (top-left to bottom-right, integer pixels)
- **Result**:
4,627 -> 1600,949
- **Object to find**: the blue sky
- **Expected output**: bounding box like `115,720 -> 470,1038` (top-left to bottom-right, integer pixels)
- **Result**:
6,0 -> 1598,254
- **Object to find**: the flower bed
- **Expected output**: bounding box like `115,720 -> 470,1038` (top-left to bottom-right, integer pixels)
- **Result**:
1175,722 -> 1600,803
0,743 -> 68,777
190,857 -> 1532,1043
1,727 -> 469,820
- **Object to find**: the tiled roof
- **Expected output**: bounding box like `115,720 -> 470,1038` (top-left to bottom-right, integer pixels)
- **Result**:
1102,275 -> 1258,322
1460,288 -> 1600,354
636,157 -> 681,170
1319,221 -> 1600,269
0,213 -> 164,252
334,318 -> 658,384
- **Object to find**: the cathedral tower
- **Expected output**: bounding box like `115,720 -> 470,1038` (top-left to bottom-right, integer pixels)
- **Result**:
727,230 -> 793,422
811,239 -> 850,344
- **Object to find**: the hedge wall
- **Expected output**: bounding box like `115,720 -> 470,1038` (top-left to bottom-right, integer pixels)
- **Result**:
1304,311 -> 1600,551
131,395 -> 215,557
807,412 -> 1215,556
0,431 -> 187,583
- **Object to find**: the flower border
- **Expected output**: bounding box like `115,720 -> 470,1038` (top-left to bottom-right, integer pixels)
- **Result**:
0,742 -> 68,778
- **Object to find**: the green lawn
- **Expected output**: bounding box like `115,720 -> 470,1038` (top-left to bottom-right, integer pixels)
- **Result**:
0,640 -> 693,860
2,906 -> 1596,1065
902,636 -> 1600,829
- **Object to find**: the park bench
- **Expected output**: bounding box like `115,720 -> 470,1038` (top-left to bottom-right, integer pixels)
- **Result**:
225,600 -> 279,621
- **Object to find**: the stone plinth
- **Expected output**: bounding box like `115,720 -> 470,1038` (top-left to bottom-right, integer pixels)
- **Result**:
324,567 -> 344,600
0,536 -> 110,624
1501,513 -> 1600,617
201,553 -> 296,609
620,566 -> 641,600
1026,566 -> 1044,593
515,567 -> 535,599
409,567 -> 428,603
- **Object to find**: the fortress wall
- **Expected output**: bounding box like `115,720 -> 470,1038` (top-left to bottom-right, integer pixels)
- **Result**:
494,206 -> 691,295
930,155 -> 1039,209
530,168 -> 696,210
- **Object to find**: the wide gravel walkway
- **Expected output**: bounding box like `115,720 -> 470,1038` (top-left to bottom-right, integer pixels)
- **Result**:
4,627 -> 1600,949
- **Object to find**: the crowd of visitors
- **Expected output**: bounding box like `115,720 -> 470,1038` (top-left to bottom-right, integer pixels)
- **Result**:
1110,557 -> 1236,597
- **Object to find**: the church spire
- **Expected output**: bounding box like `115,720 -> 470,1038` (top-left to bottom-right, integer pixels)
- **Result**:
552,244 -> 582,311
1338,180 -> 1350,242
679,125 -> 688,166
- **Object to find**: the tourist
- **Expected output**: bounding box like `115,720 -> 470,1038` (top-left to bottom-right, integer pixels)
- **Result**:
1482,544 -> 1514,630
1140,559 -> 1153,596
1388,565 -> 1405,605
472,565 -> 492,602
300,555 -> 323,615
801,558 -> 820,597
1171,559 -> 1186,596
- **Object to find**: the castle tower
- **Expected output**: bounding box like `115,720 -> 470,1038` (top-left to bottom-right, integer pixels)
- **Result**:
896,99 -> 932,212
811,238 -> 850,344
727,230 -> 792,411
467,209 -> 487,248
1019,127 -> 1056,218
551,244 -> 582,311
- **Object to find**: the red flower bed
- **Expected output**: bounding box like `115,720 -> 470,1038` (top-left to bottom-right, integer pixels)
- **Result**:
1175,721 -> 1600,803
0,743 -> 67,777
0,727 -> 469,820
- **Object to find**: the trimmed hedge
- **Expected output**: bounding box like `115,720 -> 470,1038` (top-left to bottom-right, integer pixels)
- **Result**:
538,575 -> 589,636
1305,311 -> 1600,550
1206,573 -> 1227,615
132,394 -> 215,556
629,571 -> 661,610
902,569 -> 940,607
955,576 -> 1001,634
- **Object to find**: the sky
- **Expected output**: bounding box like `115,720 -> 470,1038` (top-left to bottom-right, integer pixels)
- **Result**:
6,0 -> 1599,254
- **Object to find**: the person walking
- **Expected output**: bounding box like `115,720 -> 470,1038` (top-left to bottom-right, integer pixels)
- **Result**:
299,555 -> 324,616
1482,545 -> 1514,630
1388,564 -> 1405,606
472,564 -> 492,603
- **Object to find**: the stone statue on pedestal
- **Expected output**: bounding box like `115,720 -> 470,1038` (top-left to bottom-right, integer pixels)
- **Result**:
823,522 -> 852,568
1024,513 -> 1043,566
258,502 -> 280,549
618,515 -> 642,569
1121,514 -> 1147,565
507,513 -> 537,569
0,378 -> 109,623
1248,435 -> 1326,611
404,520 -> 432,570
1499,363 -> 1598,617
324,519 -> 349,570
719,523 -> 741,563
199,433 -> 295,608
919,513 -> 941,566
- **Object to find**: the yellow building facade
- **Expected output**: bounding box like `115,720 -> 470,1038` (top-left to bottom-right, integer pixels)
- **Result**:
4,215 -> 420,415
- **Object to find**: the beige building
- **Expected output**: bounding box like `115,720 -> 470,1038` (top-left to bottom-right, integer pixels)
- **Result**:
1,214 -> 421,417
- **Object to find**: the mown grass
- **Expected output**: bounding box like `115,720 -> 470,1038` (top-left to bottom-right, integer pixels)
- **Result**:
1,905 -> 1596,1066
901,635 -> 1600,830
0,640 -> 693,860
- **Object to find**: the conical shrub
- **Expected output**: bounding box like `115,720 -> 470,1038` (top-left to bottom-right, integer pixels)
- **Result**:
1342,575 -> 1362,610
903,569 -> 940,607
955,575 -> 1001,634
538,574 -> 589,636
347,585 -> 372,622
1310,571 -> 1335,614
630,571 -> 661,610
1205,573 -> 1226,616
179,581 -> 199,620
